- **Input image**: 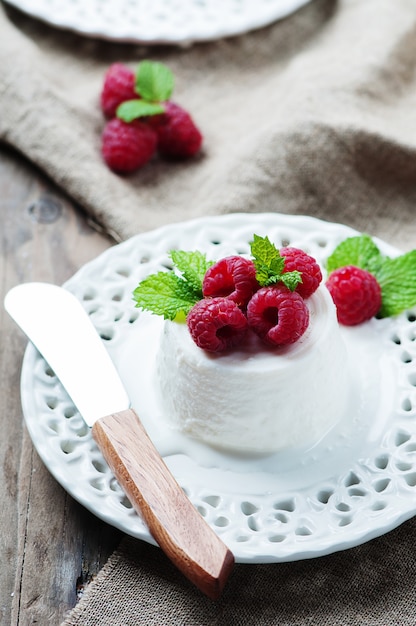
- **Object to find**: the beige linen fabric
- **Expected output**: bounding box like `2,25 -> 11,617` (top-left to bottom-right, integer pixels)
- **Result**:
62,524 -> 416,626
2,0 -> 416,624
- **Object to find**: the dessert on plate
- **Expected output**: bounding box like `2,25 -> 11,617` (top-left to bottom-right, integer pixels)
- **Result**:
156,283 -> 349,453
133,231 -> 416,455
133,235 -> 341,453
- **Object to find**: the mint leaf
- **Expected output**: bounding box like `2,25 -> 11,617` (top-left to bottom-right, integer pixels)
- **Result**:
251,234 -> 285,286
170,250 -> 213,295
132,271 -> 198,320
136,61 -> 174,102
117,99 -> 165,122
132,249 -> 213,320
280,270 -> 303,292
326,234 -> 383,274
374,251 -> 416,317
116,61 -> 174,122
250,234 -> 301,291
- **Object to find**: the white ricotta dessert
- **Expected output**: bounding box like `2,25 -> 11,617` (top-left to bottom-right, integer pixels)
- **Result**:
156,284 -> 350,454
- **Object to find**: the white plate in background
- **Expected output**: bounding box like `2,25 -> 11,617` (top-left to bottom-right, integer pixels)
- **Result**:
4,0 -> 313,44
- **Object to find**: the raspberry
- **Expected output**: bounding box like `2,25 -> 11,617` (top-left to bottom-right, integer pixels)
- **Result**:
326,265 -> 382,326
100,63 -> 137,118
246,285 -> 309,346
101,118 -> 157,174
187,297 -> 248,352
202,256 -> 259,308
150,101 -> 202,158
280,247 -> 322,298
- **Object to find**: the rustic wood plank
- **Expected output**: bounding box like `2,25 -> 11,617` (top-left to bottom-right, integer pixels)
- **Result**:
0,145 -> 122,625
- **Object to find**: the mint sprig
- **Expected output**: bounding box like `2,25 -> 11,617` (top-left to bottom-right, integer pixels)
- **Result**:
117,100 -> 165,122
170,250 -> 211,294
375,251 -> 416,317
326,235 -> 416,318
116,60 -> 174,122
133,250 -> 213,320
326,234 -> 383,275
136,60 -> 174,102
250,234 -> 302,291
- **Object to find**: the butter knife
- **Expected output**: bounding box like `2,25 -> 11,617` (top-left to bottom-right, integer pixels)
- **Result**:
4,282 -> 234,599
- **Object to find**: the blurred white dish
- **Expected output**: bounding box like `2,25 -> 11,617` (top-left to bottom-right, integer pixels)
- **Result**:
4,0 -> 313,44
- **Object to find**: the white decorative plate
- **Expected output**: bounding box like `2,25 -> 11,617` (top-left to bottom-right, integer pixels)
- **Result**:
4,0 -> 313,44
20,213 -> 416,563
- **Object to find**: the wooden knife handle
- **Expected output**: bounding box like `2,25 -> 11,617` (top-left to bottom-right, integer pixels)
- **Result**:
92,408 -> 234,599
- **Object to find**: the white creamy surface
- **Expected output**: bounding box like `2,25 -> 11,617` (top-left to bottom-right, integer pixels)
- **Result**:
156,285 -> 350,453
116,296 -> 390,494
113,305 -> 395,504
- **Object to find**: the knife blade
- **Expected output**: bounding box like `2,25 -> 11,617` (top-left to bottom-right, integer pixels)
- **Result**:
4,282 -> 234,599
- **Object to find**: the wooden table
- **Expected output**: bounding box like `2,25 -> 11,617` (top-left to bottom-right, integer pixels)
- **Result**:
1,144 -> 122,625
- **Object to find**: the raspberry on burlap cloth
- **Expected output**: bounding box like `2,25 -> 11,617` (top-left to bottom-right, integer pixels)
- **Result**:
2,0 -> 416,624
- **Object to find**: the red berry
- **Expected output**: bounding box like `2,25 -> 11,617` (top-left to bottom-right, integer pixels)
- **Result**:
326,265 -> 382,326
100,63 -> 137,118
280,247 -> 322,298
187,297 -> 248,352
247,285 -> 309,346
150,101 -> 202,158
101,118 -> 157,174
202,256 -> 259,308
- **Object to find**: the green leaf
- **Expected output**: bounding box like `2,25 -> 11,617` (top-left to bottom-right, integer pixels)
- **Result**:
250,234 -> 302,290
170,250 -> 213,295
116,99 -> 165,122
326,234 -> 383,274
135,61 -> 174,102
132,271 -> 198,320
280,270 -> 303,292
375,251 -> 416,317
251,234 -> 285,286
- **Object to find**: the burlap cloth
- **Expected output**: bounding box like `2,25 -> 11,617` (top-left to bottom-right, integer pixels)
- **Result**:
2,0 -> 416,623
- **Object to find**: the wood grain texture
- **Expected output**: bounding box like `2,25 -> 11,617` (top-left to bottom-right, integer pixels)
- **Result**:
0,145 -> 121,625
92,409 -> 235,600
